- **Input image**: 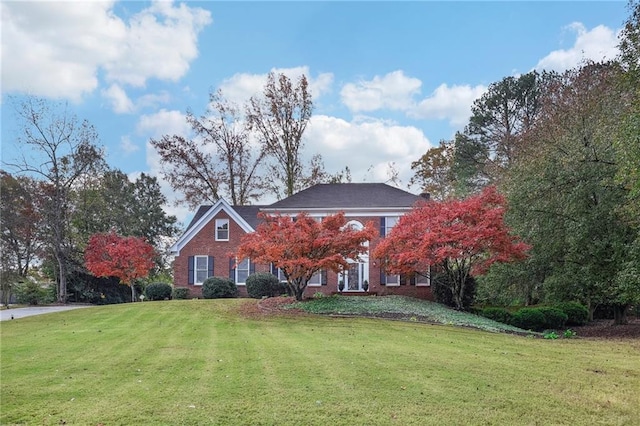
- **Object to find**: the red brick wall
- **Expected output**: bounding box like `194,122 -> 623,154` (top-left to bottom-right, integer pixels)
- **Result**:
174,210 -> 252,298
174,212 -> 432,301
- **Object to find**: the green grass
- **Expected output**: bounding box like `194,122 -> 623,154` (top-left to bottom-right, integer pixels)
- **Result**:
1,299 -> 639,425
294,295 -> 528,333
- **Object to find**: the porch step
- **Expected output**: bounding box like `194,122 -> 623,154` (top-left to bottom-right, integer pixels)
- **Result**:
332,291 -> 377,296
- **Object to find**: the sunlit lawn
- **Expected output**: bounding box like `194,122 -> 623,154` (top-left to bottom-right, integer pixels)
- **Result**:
1,299 -> 638,425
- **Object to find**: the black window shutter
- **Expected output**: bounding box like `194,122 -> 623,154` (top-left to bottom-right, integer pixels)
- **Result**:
208,256 -> 214,278
188,256 -> 194,285
229,257 -> 235,281
380,217 -> 386,237
380,268 -> 386,286
249,260 -> 255,275
321,269 -> 327,286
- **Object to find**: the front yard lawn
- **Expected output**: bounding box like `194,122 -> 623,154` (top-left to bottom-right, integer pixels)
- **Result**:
1,299 -> 638,425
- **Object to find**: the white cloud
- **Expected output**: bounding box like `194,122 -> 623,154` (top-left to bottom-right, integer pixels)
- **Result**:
101,85 -> 171,114
219,66 -> 334,105
102,84 -> 135,114
340,70 -> 422,112
1,1 -> 211,101
120,135 -> 140,154
411,83 -> 487,127
339,71 -> 484,127
137,109 -> 190,139
535,23 -> 620,72
305,115 -> 433,186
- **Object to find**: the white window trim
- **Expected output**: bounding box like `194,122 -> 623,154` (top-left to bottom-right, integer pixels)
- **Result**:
215,219 -> 229,241
415,268 -> 431,287
385,216 -> 399,236
194,255 -> 209,286
307,270 -> 323,287
235,258 -> 250,286
384,274 -> 400,287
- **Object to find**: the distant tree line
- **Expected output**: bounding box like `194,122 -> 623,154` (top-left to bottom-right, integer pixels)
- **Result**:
1,98 -> 179,304
410,1 -> 640,324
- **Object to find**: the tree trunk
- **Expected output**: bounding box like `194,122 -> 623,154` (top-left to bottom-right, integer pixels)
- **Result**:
56,254 -> 67,304
131,283 -> 136,303
613,304 -> 629,325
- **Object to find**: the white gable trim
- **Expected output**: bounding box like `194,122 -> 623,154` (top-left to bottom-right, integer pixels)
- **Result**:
170,199 -> 254,255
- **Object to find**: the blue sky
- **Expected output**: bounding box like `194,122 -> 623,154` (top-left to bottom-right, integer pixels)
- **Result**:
1,1 -> 630,223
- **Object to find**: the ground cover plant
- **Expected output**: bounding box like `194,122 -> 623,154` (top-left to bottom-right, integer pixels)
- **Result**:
1,299 -> 639,425
294,295 -> 527,334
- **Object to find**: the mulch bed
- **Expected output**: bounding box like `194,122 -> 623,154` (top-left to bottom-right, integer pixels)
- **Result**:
238,297 -> 640,340
570,318 -> 640,339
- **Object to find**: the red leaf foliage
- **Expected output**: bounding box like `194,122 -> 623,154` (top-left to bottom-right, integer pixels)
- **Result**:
84,232 -> 156,286
373,186 -> 530,277
237,212 -> 377,299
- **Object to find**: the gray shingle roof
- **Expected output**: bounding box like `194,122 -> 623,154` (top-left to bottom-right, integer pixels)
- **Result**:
184,184 -> 423,233
185,204 -> 265,231
265,183 -> 422,210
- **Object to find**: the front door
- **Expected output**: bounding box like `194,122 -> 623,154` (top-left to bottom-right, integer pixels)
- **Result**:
343,261 -> 368,291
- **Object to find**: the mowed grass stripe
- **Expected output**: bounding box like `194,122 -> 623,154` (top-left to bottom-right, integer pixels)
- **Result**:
1,299 -> 639,425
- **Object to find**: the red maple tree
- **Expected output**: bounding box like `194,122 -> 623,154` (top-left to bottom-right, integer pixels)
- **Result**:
85,232 -> 156,302
373,186 -> 529,310
237,212 -> 377,300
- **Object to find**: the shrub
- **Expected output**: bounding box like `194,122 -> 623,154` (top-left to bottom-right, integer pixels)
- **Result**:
202,277 -> 239,299
172,287 -> 190,300
144,283 -> 172,301
511,307 -> 546,331
538,306 -> 568,329
14,281 -> 51,305
480,307 -> 513,324
555,302 -> 589,326
246,273 -> 281,299
431,273 -> 477,311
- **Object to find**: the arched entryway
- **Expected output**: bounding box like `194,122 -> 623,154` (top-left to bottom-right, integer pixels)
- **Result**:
339,220 -> 369,291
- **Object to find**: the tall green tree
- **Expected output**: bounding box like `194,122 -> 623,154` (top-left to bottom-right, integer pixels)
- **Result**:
72,170 -> 178,270
615,0 -> 640,225
505,62 -> 638,323
410,140 -> 455,200
6,97 -> 104,303
0,171 -> 44,305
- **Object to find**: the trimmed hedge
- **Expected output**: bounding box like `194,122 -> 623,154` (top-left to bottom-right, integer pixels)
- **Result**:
538,307 -> 568,329
202,277 -> 239,299
480,307 -> 513,325
511,307 -> 546,331
246,273 -> 283,299
172,287 -> 190,300
144,283 -> 172,301
555,302 -> 589,326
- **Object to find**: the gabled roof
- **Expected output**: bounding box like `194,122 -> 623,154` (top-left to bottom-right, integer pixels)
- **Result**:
171,199 -> 264,255
185,204 -> 264,232
264,183 -> 422,210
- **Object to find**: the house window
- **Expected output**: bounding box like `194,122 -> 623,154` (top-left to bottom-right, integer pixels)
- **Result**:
385,216 -> 399,236
384,274 -> 400,286
415,268 -> 431,287
216,219 -> 229,241
195,256 -> 210,285
307,270 -> 324,287
271,264 -> 288,282
235,258 -> 251,285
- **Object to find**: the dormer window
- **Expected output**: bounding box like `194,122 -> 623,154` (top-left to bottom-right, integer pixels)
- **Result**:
216,219 -> 229,241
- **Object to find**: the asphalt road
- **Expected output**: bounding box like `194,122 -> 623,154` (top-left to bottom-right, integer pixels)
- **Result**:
0,305 -> 94,321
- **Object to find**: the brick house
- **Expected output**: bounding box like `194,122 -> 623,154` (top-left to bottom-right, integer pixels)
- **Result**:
170,183 -> 432,299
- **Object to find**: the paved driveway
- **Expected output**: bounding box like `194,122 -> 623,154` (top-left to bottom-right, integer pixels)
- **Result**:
0,305 -> 94,321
